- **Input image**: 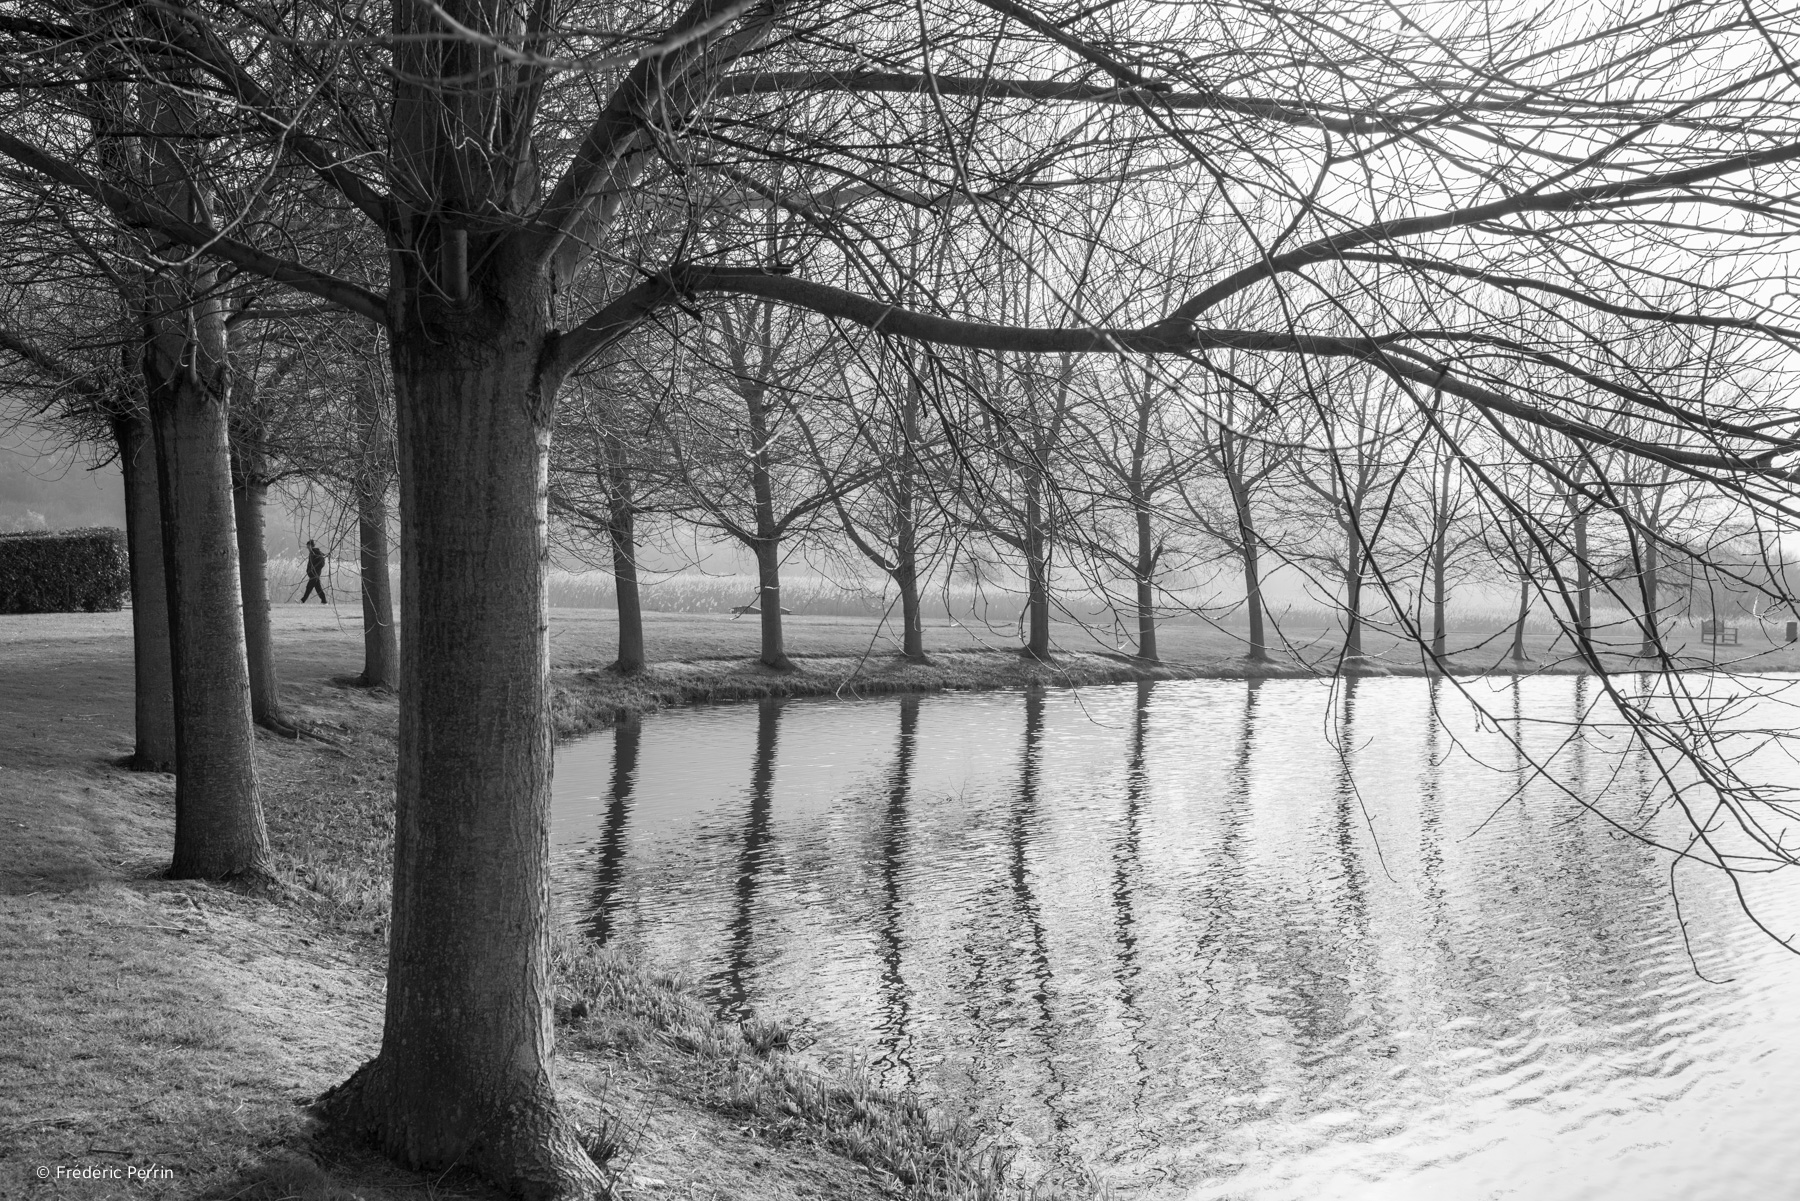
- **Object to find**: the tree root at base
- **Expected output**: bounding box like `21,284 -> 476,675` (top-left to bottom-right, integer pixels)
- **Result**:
318,1057 -> 611,1201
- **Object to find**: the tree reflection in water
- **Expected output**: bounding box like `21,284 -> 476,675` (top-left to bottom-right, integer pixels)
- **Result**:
552,678 -> 1800,1199
874,694 -> 920,1085
1109,681 -> 1153,1099
710,696 -> 780,1021
582,715 -> 639,946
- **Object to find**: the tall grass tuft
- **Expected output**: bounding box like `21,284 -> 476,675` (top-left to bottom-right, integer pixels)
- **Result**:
550,933 -> 1100,1200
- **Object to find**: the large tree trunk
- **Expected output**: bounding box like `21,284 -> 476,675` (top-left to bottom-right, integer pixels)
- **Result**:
231,466 -> 291,732
324,314 -> 602,1198
745,386 -> 792,672
1343,522 -> 1365,660
138,66 -> 270,881
896,562 -> 926,665
604,436 -> 644,675
113,406 -> 176,771
751,538 -> 791,671
143,349 -> 272,881
354,369 -> 398,689
1133,503 -> 1158,663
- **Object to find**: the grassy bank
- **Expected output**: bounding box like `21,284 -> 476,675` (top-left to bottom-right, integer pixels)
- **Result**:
542,608 -> 1800,739
551,647 -> 1236,739
0,610 -> 1110,1201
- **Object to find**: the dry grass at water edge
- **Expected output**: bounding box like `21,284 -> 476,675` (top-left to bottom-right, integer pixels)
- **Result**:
552,937 -> 1108,1201
550,647 -> 1226,738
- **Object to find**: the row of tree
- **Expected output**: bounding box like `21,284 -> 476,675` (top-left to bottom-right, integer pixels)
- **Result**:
552,304 -> 1766,672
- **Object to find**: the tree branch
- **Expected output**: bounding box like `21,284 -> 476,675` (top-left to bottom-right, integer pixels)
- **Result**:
1169,140 -> 1800,321
1328,251 -> 1800,340
0,130 -> 389,326
663,266 -> 1800,482
126,0 -> 392,226
529,0 -> 777,267
708,71 -> 1530,135
0,323 -> 106,397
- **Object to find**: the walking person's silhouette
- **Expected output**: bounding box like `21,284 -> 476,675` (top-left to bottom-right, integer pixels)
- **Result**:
301,539 -> 328,603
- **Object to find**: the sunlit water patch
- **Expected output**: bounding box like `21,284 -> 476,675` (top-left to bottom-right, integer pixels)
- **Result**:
550,676 -> 1800,1199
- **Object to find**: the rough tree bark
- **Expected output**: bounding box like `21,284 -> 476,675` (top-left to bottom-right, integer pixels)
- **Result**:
112,404 -> 176,771
322,263 -> 604,1196
140,77 -> 272,881
143,336 -> 273,879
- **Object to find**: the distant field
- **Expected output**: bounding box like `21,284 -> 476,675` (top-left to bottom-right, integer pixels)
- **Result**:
542,607 -> 1800,674
263,556 -> 1773,656
75,555 -> 1798,677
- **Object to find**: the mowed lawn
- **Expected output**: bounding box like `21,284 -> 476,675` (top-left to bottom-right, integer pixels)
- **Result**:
8,602 -> 1795,680
545,606 -> 1800,675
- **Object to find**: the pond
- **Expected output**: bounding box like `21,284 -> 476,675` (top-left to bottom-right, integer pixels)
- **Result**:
549,676 -> 1800,1200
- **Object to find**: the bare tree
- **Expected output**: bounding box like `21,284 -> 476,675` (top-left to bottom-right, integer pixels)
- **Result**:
1061,362 -> 1204,662
955,351 -> 1082,660
9,1 -> 1800,1189
0,296 -> 175,768
803,334 -> 951,663
1288,375 -> 1422,664
1173,363 -> 1296,662
552,343 -> 675,675
656,300 -> 861,669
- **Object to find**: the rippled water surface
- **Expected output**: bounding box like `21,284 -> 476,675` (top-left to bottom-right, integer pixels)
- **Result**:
550,677 -> 1800,1199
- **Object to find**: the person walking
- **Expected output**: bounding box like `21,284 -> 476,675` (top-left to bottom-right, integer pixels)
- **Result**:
301,539 -> 328,604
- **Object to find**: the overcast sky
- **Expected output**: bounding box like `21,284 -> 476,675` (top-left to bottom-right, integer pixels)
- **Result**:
0,426 -> 122,533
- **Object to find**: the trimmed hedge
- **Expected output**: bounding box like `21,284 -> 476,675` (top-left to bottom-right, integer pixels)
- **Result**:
0,527 -> 130,614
